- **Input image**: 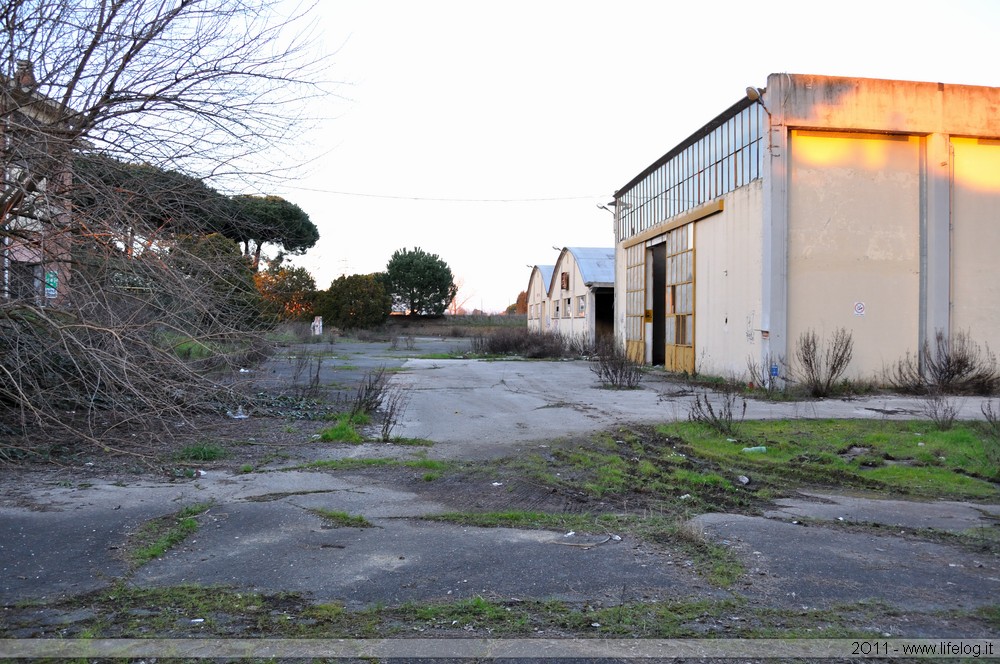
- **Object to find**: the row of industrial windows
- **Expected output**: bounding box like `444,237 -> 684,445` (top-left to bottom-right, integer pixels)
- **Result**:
615,103 -> 765,242
663,224 -> 694,348
528,296 -> 587,320
624,244 -> 645,345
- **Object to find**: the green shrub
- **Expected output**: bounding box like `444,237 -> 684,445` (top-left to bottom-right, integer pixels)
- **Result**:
314,273 -> 392,330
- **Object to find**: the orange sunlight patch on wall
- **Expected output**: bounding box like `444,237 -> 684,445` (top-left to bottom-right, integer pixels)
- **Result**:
791,130 -> 916,171
951,137 -> 1000,193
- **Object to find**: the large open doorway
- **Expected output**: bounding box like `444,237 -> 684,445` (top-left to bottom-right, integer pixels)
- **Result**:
593,288 -> 614,344
647,244 -> 666,365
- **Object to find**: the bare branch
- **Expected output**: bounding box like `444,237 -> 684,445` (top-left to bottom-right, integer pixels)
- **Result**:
0,0 -> 325,455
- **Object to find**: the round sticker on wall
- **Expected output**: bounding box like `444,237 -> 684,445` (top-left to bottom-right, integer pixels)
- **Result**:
854,302 -> 866,316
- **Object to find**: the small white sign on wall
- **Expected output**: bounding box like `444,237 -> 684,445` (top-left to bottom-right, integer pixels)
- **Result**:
853,302 -> 866,317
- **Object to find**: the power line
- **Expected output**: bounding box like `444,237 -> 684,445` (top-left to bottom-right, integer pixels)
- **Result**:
280,184 -> 609,203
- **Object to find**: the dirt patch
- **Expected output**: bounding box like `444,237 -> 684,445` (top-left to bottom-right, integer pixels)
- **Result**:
387,465 -> 597,515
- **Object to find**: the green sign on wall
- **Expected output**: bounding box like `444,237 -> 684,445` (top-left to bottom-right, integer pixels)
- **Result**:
44,271 -> 57,299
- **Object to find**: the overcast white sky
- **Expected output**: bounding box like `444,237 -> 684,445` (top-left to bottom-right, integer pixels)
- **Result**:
272,0 -> 999,313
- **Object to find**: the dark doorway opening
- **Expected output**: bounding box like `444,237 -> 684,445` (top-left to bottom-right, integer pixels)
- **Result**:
650,244 -> 666,366
593,288 -> 614,344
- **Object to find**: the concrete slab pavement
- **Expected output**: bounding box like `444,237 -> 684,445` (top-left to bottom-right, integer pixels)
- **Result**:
765,491 -> 1000,532
1,469 -> 719,609
392,358 -> 999,457
2,350 -> 998,639
691,512 -> 1000,611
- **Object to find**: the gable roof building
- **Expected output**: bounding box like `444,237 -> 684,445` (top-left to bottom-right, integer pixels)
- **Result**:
528,247 -> 614,344
526,264 -> 554,332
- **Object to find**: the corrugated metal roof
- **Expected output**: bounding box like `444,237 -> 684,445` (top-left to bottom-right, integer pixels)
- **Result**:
529,265 -> 555,295
565,247 -> 615,287
537,265 -> 555,287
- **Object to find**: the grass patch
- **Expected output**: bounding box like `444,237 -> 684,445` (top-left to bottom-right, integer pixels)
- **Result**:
426,510 -> 636,532
158,331 -> 216,360
28,584 -> 960,639
303,458 -> 397,470
308,508 -> 373,528
658,419 -> 999,500
660,522 -> 745,587
173,443 -> 226,462
500,436 -> 758,516
299,458 -> 451,472
976,605 -> 1000,628
128,503 -> 212,566
318,412 -> 371,443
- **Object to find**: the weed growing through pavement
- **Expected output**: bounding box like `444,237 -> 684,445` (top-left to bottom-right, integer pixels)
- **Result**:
687,389 -> 746,437
351,365 -> 390,416
308,508 -> 373,528
128,503 -> 212,566
590,339 -> 644,389
379,385 -> 410,441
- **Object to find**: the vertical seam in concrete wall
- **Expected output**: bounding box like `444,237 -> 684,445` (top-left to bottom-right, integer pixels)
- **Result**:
919,136 -> 928,353
924,132 -> 952,350
762,73 -> 789,373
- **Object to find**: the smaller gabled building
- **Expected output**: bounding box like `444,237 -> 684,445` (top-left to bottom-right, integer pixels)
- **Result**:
526,264 -> 554,332
527,247 -> 615,344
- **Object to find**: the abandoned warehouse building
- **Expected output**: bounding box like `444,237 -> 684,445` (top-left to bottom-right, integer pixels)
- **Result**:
612,72 -> 1000,380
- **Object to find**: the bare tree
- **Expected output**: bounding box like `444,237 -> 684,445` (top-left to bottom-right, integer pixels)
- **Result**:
446,277 -> 476,316
0,0 -> 325,453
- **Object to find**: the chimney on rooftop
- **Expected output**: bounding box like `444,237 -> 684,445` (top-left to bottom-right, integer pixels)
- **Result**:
15,60 -> 35,89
